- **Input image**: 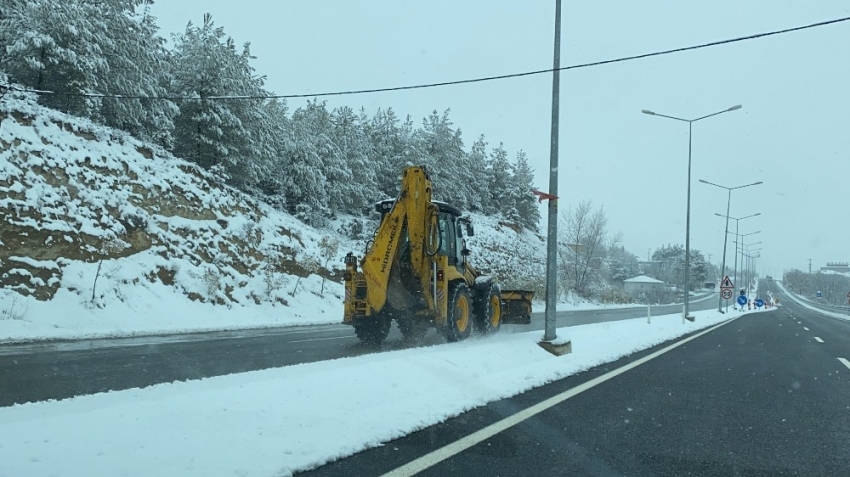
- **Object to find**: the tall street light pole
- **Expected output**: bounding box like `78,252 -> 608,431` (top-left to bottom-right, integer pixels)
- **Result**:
732,232 -> 761,288
700,179 -> 762,311
543,0 -> 562,342
643,105 -> 742,323
714,212 -> 761,284
742,243 -> 763,292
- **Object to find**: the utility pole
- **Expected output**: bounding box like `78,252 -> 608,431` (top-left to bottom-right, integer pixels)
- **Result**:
543,0 -> 562,343
808,259 -> 812,274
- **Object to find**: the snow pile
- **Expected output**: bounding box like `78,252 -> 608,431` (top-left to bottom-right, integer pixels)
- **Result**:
0,306 -> 775,477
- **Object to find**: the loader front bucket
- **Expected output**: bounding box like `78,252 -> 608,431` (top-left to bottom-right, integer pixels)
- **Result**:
501,290 -> 533,324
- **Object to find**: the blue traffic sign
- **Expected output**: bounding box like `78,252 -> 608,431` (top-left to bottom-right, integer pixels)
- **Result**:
755,298 -> 764,308
737,295 -> 748,306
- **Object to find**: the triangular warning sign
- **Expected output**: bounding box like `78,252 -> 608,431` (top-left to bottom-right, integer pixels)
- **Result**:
720,276 -> 734,289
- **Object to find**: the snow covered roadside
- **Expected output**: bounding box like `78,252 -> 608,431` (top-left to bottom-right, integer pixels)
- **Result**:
0,306 -> 774,477
774,280 -> 850,321
0,286 -> 714,344
546,290 -> 715,312
0,276 -> 341,344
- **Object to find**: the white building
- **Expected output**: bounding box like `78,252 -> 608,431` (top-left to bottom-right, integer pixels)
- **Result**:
623,275 -> 665,296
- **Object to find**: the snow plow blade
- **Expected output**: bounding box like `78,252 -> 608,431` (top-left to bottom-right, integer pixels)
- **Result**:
501,290 -> 533,324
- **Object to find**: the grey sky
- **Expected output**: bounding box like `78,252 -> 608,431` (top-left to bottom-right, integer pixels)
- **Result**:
151,0 -> 850,278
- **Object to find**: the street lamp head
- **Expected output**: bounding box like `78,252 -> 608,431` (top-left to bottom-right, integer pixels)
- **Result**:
729,104 -> 743,111
641,110 -> 656,115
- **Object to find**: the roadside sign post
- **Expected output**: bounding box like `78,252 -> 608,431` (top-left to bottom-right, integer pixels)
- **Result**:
737,295 -> 747,310
720,275 -> 735,313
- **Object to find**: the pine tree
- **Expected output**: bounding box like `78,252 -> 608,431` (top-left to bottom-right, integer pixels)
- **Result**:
468,135 -> 490,213
415,109 -> 470,209
94,0 -> 177,145
169,14 -> 268,187
486,142 -> 516,218
280,100 -> 332,224
511,150 -> 540,230
330,105 -> 375,214
1,0 -> 109,116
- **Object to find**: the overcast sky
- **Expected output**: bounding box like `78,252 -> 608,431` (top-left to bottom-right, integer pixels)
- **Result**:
151,0 -> 850,279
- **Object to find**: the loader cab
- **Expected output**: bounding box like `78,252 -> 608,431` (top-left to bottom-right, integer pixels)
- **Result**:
374,199 -> 472,267
433,201 -> 469,269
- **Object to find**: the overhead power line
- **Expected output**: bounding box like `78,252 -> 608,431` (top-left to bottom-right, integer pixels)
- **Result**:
4,15 -> 849,101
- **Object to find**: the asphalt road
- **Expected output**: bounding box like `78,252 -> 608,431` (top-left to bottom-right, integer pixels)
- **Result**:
299,280 -> 850,476
0,293 -> 716,406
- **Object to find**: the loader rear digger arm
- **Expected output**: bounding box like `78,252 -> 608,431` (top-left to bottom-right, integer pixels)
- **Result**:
354,167 -> 440,316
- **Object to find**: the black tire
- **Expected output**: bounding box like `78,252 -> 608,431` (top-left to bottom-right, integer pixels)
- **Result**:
443,282 -> 473,342
397,317 -> 429,342
473,282 -> 502,334
354,314 -> 391,345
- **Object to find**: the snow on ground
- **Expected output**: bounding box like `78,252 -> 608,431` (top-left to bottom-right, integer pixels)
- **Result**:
0,275 -> 341,343
0,306 -> 775,477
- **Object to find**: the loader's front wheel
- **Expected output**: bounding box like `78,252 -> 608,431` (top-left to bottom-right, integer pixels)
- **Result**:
443,282 -> 473,342
354,315 -> 391,345
474,282 -> 502,334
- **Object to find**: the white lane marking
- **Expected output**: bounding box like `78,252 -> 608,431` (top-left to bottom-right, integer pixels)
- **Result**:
838,358 -> 850,370
380,317 -> 739,477
814,337 -> 824,343
288,336 -> 354,343
803,327 -> 810,331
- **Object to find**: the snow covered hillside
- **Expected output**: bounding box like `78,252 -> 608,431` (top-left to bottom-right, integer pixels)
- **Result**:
0,91 -> 545,341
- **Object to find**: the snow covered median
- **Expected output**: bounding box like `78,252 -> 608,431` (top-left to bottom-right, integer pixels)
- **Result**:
0,306 -> 774,477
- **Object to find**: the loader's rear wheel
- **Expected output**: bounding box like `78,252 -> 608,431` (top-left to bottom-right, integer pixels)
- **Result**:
398,318 -> 429,342
443,282 -> 473,342
474,282 -> 502,334
354,315 -> 391,345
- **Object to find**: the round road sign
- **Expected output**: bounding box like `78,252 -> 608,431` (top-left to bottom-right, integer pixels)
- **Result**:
721,289 -> 733,300
755,298 -> 764,308
737,295 -> 748,306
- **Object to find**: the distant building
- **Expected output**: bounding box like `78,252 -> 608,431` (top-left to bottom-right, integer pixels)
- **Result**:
623,275 -> 665,296
820,262 -> 850,273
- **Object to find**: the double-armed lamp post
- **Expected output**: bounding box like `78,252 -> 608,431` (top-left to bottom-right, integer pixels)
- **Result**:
700,178 -> 763,312
643,105 -> 742,323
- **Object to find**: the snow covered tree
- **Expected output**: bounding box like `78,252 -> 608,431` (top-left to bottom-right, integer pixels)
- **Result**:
370,107 -> 407,199
486,142 -> 516,217
510,150 -> 540,231
280,100 -> 332,225
93,0 -> 177,145
607,246 -> 641,283
414,110 -> 470,209
170,14 -> 268,187
1,0 -> 109,116
651,244 -> 708,290
330,105 -> 375,214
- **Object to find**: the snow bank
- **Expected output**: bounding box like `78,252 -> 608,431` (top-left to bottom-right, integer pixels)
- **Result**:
0,306 -> 775,477
774,280 -> 850,321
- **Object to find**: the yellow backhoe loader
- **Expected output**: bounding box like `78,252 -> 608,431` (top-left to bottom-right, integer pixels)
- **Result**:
343,166 -> 533,344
